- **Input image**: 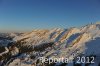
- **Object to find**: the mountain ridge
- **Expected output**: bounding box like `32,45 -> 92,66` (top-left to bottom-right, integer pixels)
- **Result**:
0,22 -> 100,66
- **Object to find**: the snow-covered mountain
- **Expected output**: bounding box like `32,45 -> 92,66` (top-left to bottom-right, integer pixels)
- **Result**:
0,23 -> 100,66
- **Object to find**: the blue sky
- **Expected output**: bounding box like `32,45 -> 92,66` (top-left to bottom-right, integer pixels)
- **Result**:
0,0 -> 100,32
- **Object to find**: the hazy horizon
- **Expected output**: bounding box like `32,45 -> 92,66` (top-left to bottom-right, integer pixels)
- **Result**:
0,0 -> 100,32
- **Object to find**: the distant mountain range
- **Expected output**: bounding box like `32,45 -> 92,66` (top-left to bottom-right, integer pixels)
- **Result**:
0,22 -> 100,66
